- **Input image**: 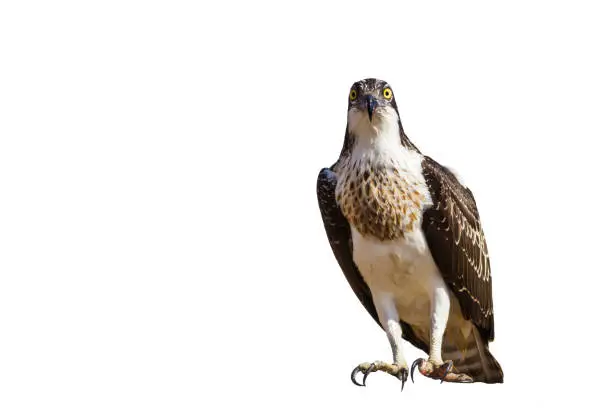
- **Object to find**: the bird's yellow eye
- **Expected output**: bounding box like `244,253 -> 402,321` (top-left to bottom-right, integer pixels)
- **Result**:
383,88 -> 393,100
349,89 -> 357,101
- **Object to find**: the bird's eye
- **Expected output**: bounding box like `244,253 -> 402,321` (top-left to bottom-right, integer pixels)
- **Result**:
383,88 -> 393,100
349,89 -> 357,101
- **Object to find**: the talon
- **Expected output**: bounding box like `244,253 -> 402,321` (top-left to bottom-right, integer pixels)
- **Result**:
362,363 -> 376,386
351,366 -> 365,387
400,368 -> 408,391
350,362 -> 410,389
410,358 -> 424,383
440,361 -> 453,384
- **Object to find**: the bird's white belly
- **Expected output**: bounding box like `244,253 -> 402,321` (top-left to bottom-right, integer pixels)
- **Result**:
350,226 -> 441,327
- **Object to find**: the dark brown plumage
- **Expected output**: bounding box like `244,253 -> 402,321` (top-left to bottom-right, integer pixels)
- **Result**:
421,156 -> 495,342
318,162 -> 503,383
317,77 -> 502,384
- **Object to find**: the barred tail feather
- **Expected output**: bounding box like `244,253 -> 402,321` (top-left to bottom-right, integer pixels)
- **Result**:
443,325 -> 503,384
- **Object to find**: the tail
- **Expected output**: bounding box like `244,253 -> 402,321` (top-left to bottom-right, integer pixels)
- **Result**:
443,325 -> 504,384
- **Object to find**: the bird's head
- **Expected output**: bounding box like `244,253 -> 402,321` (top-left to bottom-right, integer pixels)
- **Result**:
347,78 -> 400,139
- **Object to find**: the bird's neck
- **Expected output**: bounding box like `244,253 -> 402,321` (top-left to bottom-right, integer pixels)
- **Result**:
347,118 -> 408,168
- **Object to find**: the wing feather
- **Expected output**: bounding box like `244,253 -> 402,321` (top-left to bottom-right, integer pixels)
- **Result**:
421,156 -> 495,341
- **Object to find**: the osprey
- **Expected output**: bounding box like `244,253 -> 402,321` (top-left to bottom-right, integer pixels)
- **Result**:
316,78 -> 503,389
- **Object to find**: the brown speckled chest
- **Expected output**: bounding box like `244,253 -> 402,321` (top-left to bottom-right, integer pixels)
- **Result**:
336,161 -> 427,241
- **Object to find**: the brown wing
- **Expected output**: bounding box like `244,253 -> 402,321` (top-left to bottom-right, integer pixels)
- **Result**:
421,156 -> 495,341
317,166 -> 429,352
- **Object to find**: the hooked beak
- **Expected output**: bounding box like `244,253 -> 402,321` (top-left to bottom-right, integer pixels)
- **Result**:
366,95 -> 378,122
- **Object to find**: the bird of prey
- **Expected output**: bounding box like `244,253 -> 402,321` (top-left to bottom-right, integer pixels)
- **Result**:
316,78 -> 503,389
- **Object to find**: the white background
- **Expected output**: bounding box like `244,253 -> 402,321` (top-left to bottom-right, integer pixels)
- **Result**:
1,1 -> 611,406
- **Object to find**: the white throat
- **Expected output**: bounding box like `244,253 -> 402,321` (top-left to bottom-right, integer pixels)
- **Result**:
347,107 -> 404,161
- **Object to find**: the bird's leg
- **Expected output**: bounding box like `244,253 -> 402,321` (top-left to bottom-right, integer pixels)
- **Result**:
410,280 -> 473,384
351,294 -> 409,390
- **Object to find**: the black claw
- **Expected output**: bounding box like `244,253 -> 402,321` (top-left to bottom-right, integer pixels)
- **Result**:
351,366 -> 365,387
362,363 -> 376,386
440,361 -> 454,384
410,358 -> 423,384
400,369 -> 408,391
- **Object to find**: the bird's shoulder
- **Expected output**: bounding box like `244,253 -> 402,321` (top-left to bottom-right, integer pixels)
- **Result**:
421,155 -> 480,217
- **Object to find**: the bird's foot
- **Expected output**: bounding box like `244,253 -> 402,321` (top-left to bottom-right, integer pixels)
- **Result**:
351,361 -> 409,390
410,358 -> 473,383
